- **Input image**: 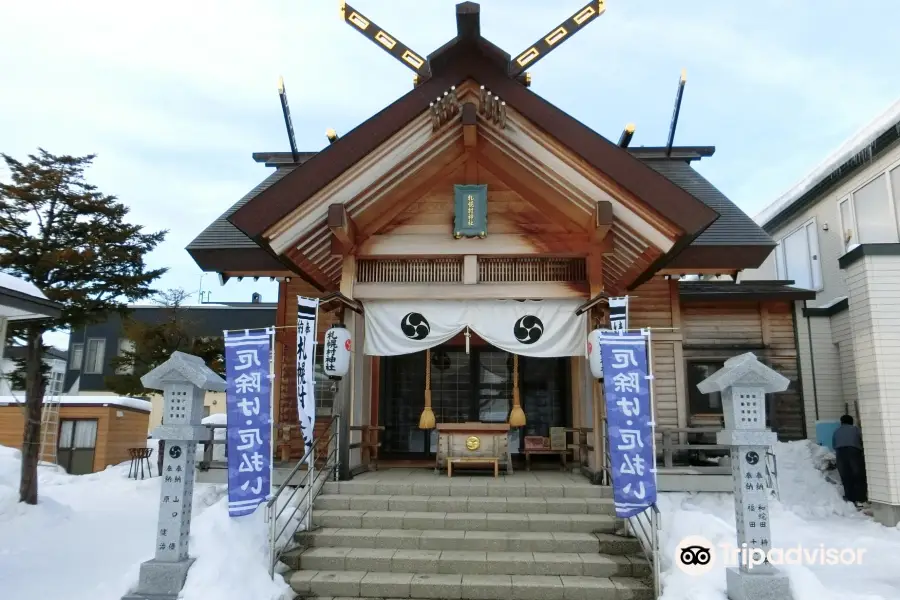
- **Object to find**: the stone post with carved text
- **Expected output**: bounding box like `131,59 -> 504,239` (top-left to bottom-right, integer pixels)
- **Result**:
696,352 -> 793,600
123,351 -> 226,600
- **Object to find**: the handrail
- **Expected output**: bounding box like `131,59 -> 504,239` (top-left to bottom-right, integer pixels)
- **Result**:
265,415 -> 340,578
605,443 -> 661,598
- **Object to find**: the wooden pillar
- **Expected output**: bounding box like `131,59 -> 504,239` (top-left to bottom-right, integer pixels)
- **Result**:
335,255 -> 356,479
586,249 -> 605,479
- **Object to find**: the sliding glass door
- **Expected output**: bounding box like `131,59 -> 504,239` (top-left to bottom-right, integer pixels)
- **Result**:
379,345 -> 569,457
57,419 -> 98,475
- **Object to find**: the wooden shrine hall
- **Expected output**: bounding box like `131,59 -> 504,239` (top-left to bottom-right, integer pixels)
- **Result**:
188,2 -> 812,485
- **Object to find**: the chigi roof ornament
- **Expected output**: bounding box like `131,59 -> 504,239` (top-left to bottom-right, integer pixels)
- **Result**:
340,2 -> 431,79
339,2 -> 608,88
508,0 -> 607,77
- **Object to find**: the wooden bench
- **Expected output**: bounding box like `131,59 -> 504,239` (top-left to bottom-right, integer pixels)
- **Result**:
524,448 -> 570,471
448,456 -> 499,478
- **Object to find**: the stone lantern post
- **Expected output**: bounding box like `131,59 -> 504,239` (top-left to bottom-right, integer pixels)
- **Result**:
696,352 -> 793,600
123,351 -> 226,600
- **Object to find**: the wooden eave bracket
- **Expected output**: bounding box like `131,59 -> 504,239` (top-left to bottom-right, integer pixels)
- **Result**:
462,102 -> 478,148
575,292 -> 610,316
594,200 -> 614,254
328,203 -> 357,253
319,291 -> 363,315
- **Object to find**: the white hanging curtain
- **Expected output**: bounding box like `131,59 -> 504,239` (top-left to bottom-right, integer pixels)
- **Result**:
363,299 -> 586,357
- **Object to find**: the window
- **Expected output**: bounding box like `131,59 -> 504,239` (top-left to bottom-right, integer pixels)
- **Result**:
853,174 -> 897,243
203,405 -> 211,419
838,168 -> 900,251
47,370 -> 64,395
891,166 -> 900,230
687,361 -> 724,416
83,339 -> 106,375
57,419 -> 98,475
839,198 -> 856,250
314,346 -> 336,415
774,219 -> 822,290
70,344 -> 84,371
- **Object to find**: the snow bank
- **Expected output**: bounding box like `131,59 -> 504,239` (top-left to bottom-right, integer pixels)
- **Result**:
659,440 -> 900,600
0,444 -> 289,600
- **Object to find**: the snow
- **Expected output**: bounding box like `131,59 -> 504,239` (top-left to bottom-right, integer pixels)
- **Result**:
755,97 -> 900,227
659,440 -> 900,600
0,444 -> 290,600
0,272 -> 48,299
0,395 -> 151,413
4,434 -> 900,600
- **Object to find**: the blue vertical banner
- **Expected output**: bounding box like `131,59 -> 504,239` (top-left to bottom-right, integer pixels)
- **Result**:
599,330 -> 657,518
224,328 -> 273,518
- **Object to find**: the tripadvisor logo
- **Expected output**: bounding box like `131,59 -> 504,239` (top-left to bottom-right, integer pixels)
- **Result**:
675,536 -> 715,575
675,535 -> 867,574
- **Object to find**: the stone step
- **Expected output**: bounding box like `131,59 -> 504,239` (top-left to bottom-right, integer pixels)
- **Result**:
291,547 -> 649,578
314,494 -> 615,515
322,480 -> 612,499
288,570 -> 652,599
312,510 -> 617,533
296,528 -> 643,555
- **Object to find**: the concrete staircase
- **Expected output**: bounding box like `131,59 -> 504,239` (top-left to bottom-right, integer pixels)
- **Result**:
281,470 -> 653,599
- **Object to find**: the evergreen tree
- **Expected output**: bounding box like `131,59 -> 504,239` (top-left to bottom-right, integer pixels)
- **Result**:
0,149 -> 166,504
107,288 -> 225,397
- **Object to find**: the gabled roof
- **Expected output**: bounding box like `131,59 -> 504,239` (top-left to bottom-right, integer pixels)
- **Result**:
228,7 -> 718,243
186,153 -> 314,273
640,158 -> 774,270
190,148 -> 775,278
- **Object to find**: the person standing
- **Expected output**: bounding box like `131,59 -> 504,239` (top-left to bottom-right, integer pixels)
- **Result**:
832,415 -> 867,506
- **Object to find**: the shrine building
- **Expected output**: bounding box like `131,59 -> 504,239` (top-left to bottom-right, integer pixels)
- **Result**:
187,2 -> 812,484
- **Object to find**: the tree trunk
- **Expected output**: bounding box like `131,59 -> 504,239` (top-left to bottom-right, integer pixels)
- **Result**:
19,324 -> 46,505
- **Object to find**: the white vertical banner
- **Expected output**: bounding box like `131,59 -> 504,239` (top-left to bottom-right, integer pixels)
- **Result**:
609,296 -> 629,331
296,296 -> 319,453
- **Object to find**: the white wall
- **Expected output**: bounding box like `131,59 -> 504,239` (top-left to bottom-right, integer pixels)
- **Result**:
744,142 -> 900,309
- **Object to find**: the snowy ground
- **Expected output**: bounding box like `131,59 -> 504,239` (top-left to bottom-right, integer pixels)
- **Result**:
659,440 -> 900,600
0,445 -> 290,600
3,439 -> 900,600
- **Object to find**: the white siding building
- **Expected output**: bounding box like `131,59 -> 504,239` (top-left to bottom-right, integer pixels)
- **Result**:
746,98 -> 900,526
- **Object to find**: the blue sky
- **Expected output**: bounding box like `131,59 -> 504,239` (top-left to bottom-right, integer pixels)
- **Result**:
2,0 -> 899,347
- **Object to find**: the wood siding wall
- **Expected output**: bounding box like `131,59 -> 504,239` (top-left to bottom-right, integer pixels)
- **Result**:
629,277 -> 679,431
0,405 -> 148,472
276,277 -> 337,458
681,300 -> 804,440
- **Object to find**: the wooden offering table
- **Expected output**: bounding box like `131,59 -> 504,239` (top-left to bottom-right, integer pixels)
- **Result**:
435,422 -> 512,476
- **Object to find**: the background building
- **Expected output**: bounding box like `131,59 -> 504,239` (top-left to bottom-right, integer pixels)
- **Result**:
64,300 -> 277,430
747,98 -> 900,525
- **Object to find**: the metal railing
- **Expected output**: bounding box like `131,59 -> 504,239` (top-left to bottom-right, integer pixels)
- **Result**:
626,500 -> 661,598
605,442 -> 661,599
265,415 -> 340,578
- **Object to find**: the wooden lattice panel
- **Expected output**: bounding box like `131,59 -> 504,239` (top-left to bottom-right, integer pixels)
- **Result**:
478,257 -> 586,283
357,258 -> 463,284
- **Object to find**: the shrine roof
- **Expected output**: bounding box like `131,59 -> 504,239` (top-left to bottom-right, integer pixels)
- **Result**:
678,279 -> 816,302
225,7 -> 719,244
189,147 -> 775,278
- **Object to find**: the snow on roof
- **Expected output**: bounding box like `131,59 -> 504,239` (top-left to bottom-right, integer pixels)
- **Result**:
755,97 -> 900,227
0,395 -> 151,412
0,273 -> 48,300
